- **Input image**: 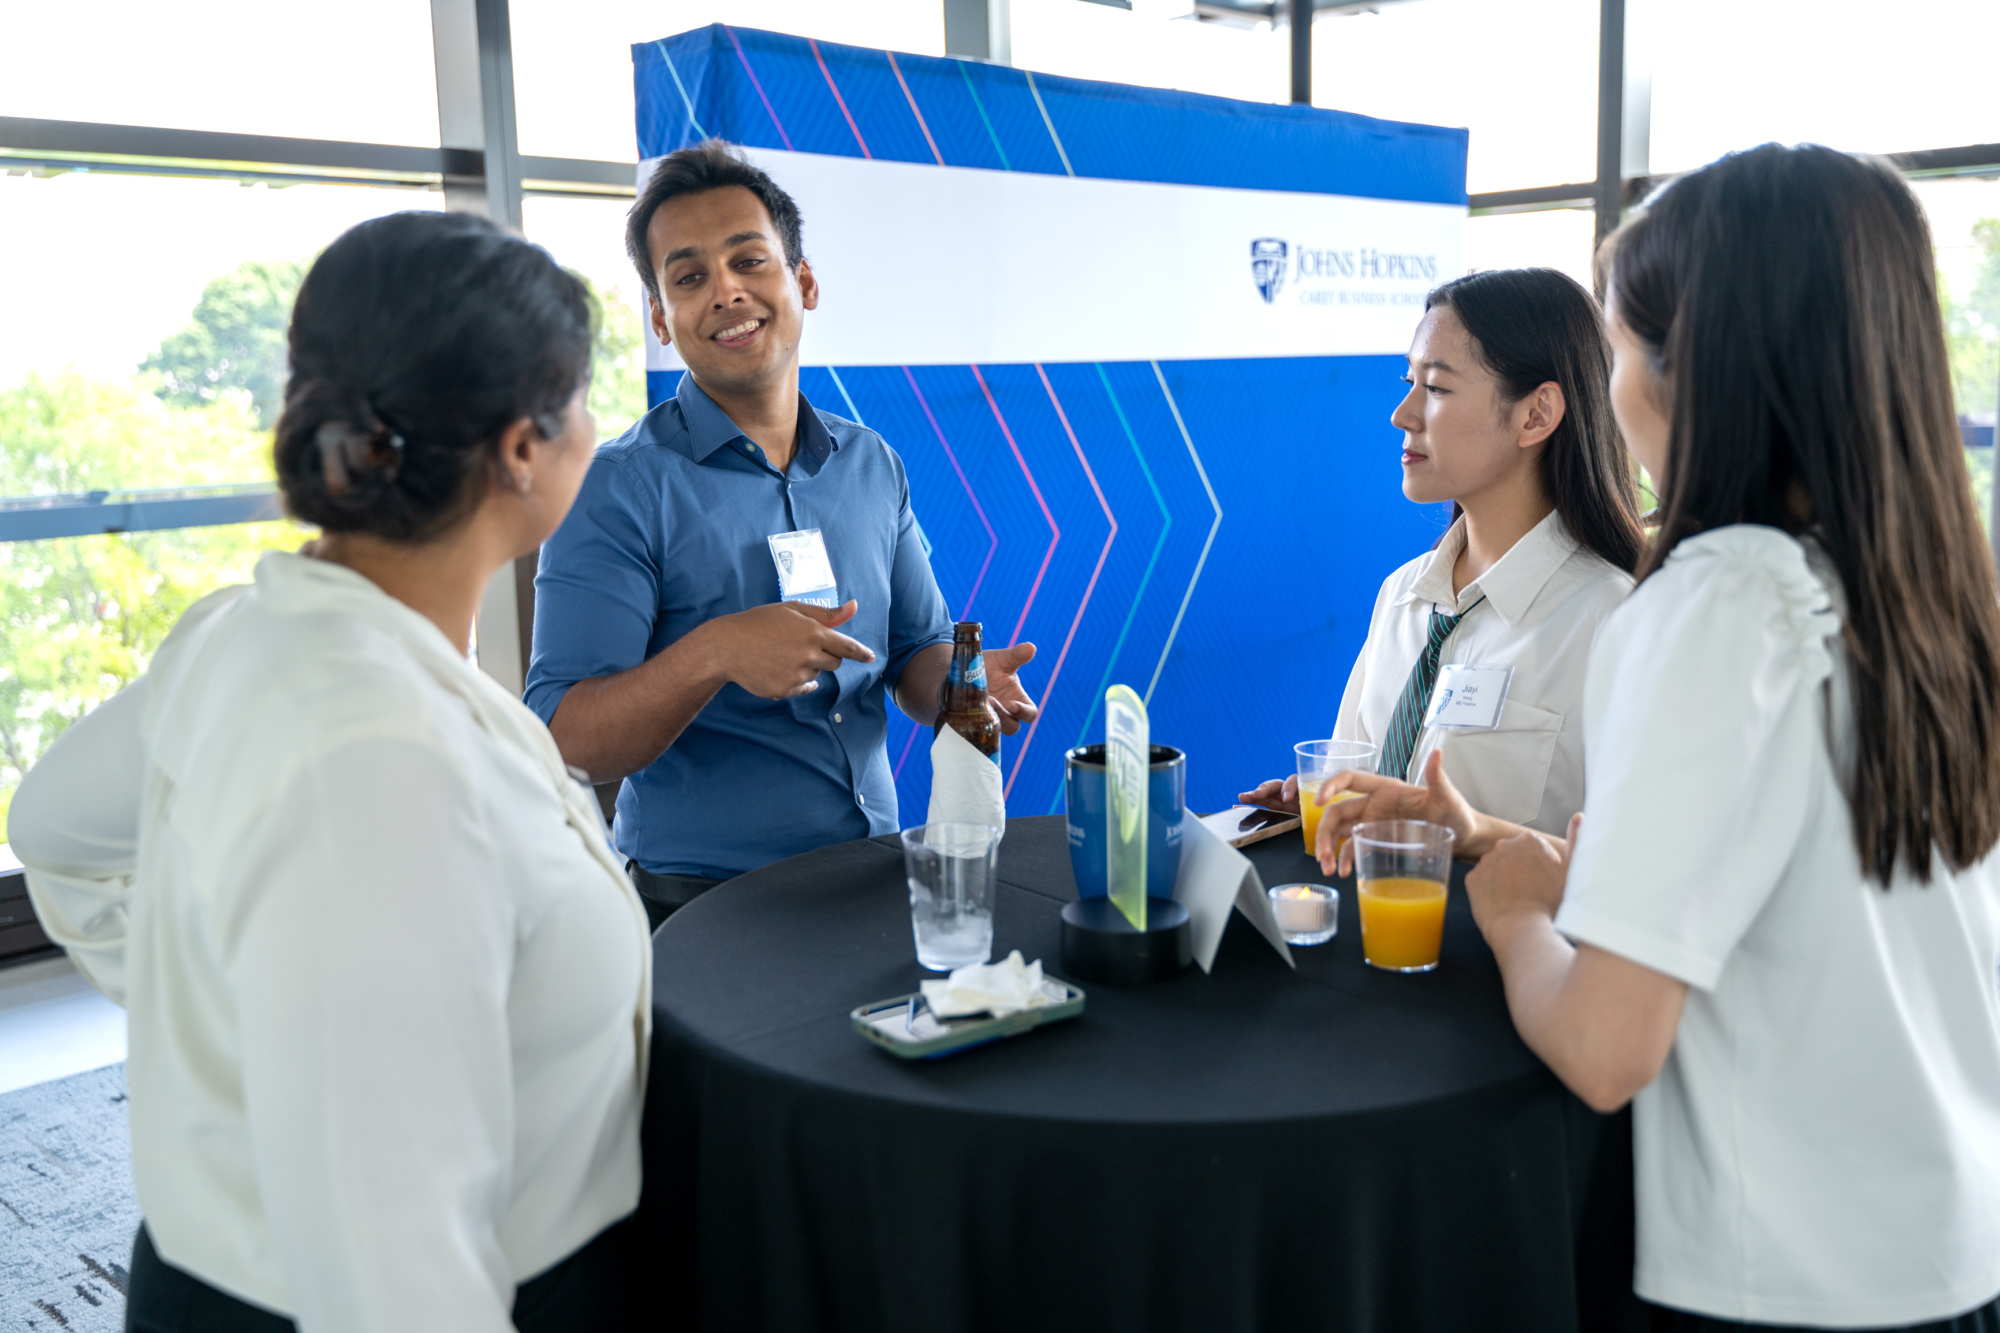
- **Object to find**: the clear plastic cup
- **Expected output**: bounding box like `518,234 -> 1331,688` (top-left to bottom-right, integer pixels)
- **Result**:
1294,739 -> 1377,856
901,823 -> 1001,972
1351,819 -> 1455,973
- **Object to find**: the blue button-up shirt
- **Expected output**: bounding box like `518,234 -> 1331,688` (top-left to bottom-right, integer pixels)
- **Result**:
526,376 -> 953,879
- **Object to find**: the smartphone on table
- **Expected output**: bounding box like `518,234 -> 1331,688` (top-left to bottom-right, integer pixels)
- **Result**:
851,981 -> 1085,1060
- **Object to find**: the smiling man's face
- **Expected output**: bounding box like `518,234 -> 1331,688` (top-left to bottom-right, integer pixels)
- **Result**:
647,184 -> 818,400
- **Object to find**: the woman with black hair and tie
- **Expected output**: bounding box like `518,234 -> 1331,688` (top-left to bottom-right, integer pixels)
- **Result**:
1243,266 -> 1645,848
11,211 -> 648,1331
1358,144 -> 2000,1330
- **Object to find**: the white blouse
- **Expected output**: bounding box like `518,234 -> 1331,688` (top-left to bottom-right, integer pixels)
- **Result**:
10,552 -> 652,1332
1556,525 -> 2000,1326
1335,510 -> 1633,834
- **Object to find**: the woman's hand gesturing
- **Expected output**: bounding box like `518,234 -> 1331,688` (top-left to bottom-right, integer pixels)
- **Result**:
1313,749 -> 1483,875
1235,775 -> 1301,815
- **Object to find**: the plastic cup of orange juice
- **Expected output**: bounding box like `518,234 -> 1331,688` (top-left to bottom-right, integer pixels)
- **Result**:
1352,820 -> 1455,973
1293,740 -> 1377,856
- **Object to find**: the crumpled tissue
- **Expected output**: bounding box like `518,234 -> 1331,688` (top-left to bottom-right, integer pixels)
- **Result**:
919,950 -> 1051,1018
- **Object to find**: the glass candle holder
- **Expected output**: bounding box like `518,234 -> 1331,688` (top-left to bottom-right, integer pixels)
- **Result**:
1267,883 -> 1338,947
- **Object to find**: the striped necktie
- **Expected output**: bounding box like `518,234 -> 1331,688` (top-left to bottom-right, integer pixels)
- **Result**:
1377,597 -> 1484,781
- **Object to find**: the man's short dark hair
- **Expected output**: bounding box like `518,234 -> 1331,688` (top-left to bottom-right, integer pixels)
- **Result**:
626,139 -> 804,306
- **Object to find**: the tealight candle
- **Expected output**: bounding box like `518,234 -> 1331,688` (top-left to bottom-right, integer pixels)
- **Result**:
1267,883 -> 1338,947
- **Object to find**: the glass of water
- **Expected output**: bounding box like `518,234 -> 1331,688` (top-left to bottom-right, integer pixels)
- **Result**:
900,822 -> 1001,972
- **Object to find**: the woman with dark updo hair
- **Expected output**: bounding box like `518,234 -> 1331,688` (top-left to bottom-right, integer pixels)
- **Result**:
12,210 -> 647,1331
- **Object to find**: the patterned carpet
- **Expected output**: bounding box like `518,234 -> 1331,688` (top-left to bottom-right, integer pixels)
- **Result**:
0,1065 -> 138,1332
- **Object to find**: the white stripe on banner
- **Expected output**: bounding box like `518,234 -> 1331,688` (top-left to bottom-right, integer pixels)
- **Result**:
641,148 -> 1464,372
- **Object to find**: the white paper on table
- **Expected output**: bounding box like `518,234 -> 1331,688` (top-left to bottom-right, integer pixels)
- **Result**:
1173,815 -> 1295,973
926,725 -> 1006,838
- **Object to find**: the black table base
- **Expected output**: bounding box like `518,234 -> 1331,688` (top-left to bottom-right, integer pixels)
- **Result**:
641,815 -> 1635,1333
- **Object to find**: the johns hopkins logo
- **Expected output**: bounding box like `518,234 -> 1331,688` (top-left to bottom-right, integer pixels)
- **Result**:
1250,238 -> 1288,304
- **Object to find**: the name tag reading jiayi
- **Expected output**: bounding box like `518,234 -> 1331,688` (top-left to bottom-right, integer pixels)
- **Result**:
768,529 -> 839,609
1423,664 -> 1513,731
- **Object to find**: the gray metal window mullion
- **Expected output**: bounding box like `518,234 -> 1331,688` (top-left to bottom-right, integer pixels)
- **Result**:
432,0 -> 536,680
0,487 -> 283,543
0,116 -> 633,196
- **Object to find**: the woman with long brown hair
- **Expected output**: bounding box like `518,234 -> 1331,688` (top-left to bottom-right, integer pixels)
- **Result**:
1337,144 -> 2000,1329
1241,267 -> 1645,839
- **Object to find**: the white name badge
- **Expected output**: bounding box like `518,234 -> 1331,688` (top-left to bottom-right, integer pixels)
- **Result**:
1424,664 -> 1513,731
768,529 -> 839,608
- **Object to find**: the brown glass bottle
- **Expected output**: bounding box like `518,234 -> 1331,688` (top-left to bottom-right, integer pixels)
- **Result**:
935,621 -> 1000,760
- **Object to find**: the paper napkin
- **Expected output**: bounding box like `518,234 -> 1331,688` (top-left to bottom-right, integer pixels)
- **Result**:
1173,816 -> 1296,973
920,950 -> 1053,1018
926,724 -> 1006,836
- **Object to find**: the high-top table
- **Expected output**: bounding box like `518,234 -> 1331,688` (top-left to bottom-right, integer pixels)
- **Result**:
639,814 -> 1634,1333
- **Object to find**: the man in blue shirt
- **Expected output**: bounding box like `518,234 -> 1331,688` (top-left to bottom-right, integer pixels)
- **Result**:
527,141 -> 1038,926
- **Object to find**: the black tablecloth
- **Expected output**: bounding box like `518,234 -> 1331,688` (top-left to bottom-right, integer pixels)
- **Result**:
640,814 -> 1633,1333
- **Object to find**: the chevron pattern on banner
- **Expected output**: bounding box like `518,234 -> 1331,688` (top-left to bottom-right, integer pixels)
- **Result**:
635,26 -> 1467,202
631,26 -> 1465,820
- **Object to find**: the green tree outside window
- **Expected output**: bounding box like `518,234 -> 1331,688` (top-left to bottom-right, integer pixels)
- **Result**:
2,255 -> 649,835
1944,217 -> 2000,529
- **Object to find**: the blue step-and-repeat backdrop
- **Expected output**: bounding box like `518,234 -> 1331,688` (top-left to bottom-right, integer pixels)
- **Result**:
633,25 -> 1467,820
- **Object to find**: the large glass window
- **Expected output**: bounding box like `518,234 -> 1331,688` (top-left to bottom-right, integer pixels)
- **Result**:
1008,0 -> 1287,108
0,0 -> 440,146
509,0 -> 946,163
1648,0 -> 2000,177
521,194 -> 649,438
1913,175 -> 2000,530
1463,207 -> 1597,289
0,173 -> 435,836
0,173 -> 441,487
1310,0 -> 1600,195
0,524 -> 305,833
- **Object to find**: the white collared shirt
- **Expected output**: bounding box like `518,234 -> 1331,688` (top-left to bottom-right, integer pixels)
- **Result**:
11,553 -> 651,1332
1556,527 -> 2000,1324
1334,510 -> 1633,834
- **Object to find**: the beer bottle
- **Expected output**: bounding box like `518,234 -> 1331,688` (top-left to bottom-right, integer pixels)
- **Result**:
935,621 -> 1000,761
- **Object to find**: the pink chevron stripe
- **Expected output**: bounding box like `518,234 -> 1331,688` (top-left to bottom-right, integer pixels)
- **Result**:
894,366 -> 998,784
809,38 -> 871,158
900,366 -> 996,620
722,25 -> 794,150
893,716 -> 923,782
1003,364 -> 1118,798
885,51 -> 944,165
969,365 -> 1059,651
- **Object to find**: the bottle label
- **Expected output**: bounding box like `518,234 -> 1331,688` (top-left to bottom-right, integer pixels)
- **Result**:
950,653 -> 987,689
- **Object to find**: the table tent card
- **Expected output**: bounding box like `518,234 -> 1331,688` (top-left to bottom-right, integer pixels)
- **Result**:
1174,815 -> 1295,973
1103,685 -> 1150,931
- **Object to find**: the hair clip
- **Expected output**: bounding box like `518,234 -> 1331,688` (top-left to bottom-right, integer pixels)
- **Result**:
314,416 -> 402,496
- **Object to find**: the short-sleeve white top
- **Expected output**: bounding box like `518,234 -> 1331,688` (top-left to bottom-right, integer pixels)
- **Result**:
1334,510 -> 1634,835
1555,525 -> 2000,1326
11,552 -> 652,1332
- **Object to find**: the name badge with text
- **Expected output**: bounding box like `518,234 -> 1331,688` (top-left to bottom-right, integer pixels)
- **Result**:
1424,664 -> 1513,731
768,529 -> 839,608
